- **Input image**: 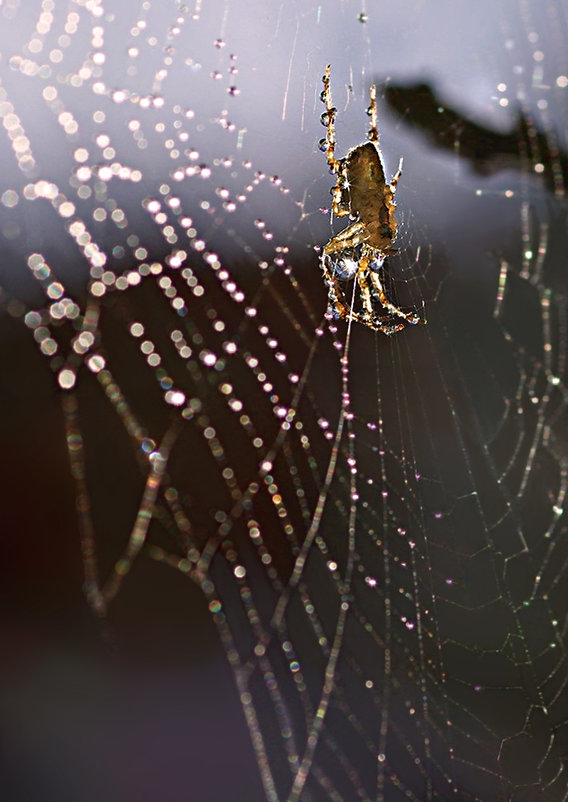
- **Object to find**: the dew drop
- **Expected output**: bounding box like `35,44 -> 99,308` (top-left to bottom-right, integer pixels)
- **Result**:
58,367 -> 76,390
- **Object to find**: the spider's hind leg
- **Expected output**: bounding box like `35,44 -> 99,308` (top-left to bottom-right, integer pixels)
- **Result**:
367,257 -> 422,326
321,252 -> 353,322
356,262 -> 375,318
356,263 -> 406,334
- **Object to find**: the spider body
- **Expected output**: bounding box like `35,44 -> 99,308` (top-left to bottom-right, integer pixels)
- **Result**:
340,143 -> 390,231
320,65 -> 422,334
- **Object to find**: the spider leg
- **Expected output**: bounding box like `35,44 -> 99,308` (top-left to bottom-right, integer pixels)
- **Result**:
367,87 -> 402,199
321,255 -> 352,321
367,83 -> 379,144
356,259 -> 374,317
323,220 -> 366,257
330,164 -> 350,218
321,65 -> 342,174
321,247 -> 421,334
366,255 -> 422,326
390,157 -> 403,190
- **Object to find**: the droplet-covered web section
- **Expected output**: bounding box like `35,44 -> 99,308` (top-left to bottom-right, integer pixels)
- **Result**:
1,1 -> 568,800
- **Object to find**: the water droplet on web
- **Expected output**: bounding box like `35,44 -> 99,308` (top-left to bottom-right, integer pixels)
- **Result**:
140,438 -> 156,454
58,367 -> 76,389
86,354 -> 104,373
165,390 -> 186,406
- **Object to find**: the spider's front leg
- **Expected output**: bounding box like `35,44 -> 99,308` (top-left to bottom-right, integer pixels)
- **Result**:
390,157 -> 404,191
330,163 -> 352,219
321,66 -> 351,219
367,83 -> 379,144
320,64 -> 342,175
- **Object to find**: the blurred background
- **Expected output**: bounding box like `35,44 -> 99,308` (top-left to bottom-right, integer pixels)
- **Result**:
1,1 -> 568,800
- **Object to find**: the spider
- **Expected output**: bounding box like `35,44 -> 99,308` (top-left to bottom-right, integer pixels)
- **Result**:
319,65 -> 423,334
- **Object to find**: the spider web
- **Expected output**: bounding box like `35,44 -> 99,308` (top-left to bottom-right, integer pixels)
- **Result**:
1,1 -> 568,800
